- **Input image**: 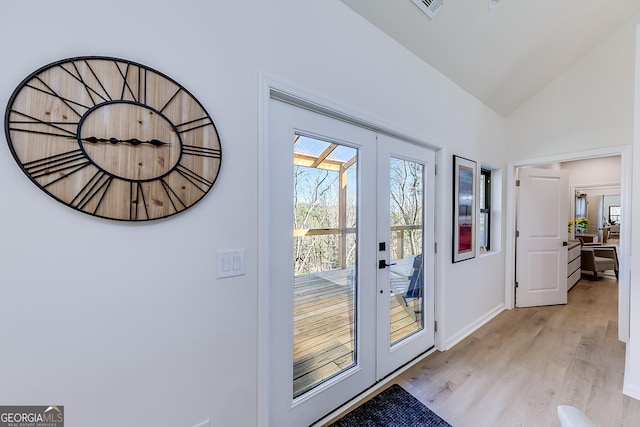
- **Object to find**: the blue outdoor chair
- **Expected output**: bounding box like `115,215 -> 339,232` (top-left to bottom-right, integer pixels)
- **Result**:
402,254 -> 423,314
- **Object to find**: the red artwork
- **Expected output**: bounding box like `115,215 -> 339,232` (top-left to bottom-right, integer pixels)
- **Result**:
457,165 -> 474,253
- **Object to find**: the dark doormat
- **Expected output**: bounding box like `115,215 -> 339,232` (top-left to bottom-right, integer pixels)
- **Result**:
328,384 -> 452,427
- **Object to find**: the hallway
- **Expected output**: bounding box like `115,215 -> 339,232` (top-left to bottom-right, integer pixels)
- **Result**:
397,275 -> 640,426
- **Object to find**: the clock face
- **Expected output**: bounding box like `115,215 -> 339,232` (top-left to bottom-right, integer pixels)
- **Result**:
4,56 -> 221,221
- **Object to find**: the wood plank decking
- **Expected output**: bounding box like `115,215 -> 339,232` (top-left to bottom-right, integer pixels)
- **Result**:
293,268 -> 422,397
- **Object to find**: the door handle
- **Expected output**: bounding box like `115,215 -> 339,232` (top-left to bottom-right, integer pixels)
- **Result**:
378,260 -> 397,269
563,241 -> 568,246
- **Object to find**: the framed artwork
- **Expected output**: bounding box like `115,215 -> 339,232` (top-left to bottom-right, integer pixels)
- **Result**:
453,155 -> 476,263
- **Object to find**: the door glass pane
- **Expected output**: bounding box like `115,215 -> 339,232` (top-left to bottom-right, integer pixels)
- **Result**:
388,158 -> 424,345
292,134 -> 358,398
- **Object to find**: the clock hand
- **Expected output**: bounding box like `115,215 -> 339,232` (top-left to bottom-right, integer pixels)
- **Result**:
74,136 -> 170,146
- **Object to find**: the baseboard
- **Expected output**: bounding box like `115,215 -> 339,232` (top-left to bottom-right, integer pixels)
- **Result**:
623,380 -> 640,401
621,342 -> 638,400
444,303 -> 505,350
623,346 -> 640,401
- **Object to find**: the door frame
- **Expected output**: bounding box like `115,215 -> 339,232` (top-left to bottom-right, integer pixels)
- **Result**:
257,77 -> 445,426
504,145 -> 631,342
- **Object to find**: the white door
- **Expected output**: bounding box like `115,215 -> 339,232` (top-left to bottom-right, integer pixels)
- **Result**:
516,167 -> 569,307
267,99 -> 436,426
376,134 -> 435,377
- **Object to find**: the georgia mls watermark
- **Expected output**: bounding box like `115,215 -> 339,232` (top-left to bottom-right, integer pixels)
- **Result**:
0,406 -> 63,427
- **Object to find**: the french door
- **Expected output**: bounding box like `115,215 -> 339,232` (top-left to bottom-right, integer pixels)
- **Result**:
267,98 -> 435,426
376,134 -> 436,376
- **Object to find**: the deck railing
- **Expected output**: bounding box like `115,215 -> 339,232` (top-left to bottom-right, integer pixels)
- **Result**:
294,224 -> 421,271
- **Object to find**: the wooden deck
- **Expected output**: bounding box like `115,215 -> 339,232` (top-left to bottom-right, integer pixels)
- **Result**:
293,268 -> 422,397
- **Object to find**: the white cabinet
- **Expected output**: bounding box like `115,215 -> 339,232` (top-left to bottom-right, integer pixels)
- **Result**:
567,241 -> 581,290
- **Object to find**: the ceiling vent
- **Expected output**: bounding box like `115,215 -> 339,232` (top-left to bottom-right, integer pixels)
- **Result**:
411,0 -> 446,20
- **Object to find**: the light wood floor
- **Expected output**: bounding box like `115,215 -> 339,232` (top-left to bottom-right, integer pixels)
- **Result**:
395,274 -> 640,426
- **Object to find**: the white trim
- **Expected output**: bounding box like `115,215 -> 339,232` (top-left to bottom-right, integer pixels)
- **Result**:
504,145 -> 631,344
624,336 -> 640,400
257,73 -> 271,427
444,303 -> 504,350
573,183 -> 622,193
623,380 -> 640,401
508,145 -> 629,166
267,83 -> 446,151
434,146 -> 448,351
504,163 -> 517,309
619,148 -> 632,342
624,24 -> 640,400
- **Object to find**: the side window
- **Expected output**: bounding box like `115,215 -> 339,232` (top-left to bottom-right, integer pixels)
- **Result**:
609,206 -> 621,224
479,168 -> 491,252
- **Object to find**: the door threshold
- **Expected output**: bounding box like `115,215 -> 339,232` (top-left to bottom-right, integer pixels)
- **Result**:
311,346 -> 437,426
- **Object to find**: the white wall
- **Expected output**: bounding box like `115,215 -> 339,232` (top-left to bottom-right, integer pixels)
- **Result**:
0,1 -> 508,426
561,156 -> 622,189
508,14 -> 640,159
506,12 -> 640,399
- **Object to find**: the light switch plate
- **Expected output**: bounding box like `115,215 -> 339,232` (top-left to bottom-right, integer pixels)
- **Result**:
216,249 -> 246,278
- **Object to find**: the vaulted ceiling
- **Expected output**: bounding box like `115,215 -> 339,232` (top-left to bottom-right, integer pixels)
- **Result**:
341,0 -> 640,117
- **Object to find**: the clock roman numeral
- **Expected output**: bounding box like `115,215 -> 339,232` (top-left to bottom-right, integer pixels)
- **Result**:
30,76 -> 85,118
130,182 -> 150,220
174,117 -> 214,135
82,59 -> 115,103
9,111 -> 78,140
182,144 -> 221,159
70,170 -> 112,213
160,179 -> 186,213
22,149 -> 90,184
24,78 -> 92,114
141,67 -> 148,104
159,88 -> 182,114
60,62 -> 110,106
176,165 -> 213,192
116,62 -> 140,102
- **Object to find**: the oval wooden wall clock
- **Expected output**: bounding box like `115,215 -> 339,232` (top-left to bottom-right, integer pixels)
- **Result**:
4,56 -> 222,221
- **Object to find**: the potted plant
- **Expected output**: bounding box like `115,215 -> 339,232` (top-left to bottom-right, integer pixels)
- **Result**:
575,217 -> 590,234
